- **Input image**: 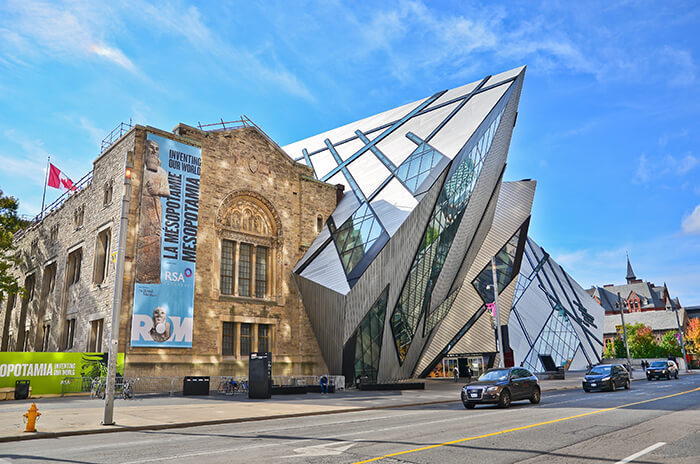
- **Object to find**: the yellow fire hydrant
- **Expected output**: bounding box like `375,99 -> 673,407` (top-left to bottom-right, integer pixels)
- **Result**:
23,403 -> 41,432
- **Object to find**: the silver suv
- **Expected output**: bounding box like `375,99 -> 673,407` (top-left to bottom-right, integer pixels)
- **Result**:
646,360 -> 679,380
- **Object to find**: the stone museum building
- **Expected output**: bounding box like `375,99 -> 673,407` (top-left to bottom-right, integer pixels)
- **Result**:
1,66 -> 606,382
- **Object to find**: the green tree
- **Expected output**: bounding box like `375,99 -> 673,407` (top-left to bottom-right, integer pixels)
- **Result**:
626,323 -> 661,358
659,330 -> 682,357
0,189 -> 27,303
613,337 -> 627,359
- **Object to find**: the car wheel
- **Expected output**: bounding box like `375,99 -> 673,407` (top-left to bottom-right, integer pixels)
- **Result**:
647,376 -> 652,381
584,388 -> 590,393
499,389 -> 511,408
624,379 -> 630,390
675,372 -> 679,379
463,402 -> 475,409
666,373 -> 671,380
530,387 -> 541,404
610,381 -> 616,392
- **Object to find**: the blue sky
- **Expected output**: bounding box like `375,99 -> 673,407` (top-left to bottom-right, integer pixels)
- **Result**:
1,0 -> 698,304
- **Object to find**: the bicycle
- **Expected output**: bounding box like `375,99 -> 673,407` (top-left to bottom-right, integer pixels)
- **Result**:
90,378 -> 105,400
120,378 -> 134,399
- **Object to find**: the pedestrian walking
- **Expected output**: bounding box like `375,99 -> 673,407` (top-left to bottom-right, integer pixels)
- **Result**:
453,366 -> 460,382
465,365 -> 473,380
320,375 -> 329,394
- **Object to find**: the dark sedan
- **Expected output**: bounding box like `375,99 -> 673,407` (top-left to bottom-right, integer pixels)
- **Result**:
461,367 -> 540,409
582,364 -> 630,392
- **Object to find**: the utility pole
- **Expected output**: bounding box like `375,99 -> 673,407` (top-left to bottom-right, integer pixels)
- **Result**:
103,152 -> 133,425
491,256 -> 505,368
671,305 -> 689,372
617,292 -> 633,379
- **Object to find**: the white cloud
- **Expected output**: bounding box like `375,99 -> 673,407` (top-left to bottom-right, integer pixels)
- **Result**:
682,204 -> 700,235
635,154 -> 650,183
0,0 -> 136,72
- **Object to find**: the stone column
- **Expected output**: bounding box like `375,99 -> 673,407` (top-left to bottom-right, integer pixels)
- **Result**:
252,323 -> 259,353
235,322 -> 241,359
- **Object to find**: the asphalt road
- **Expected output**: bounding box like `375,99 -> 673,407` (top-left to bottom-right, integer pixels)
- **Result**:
2,375 -> 699,464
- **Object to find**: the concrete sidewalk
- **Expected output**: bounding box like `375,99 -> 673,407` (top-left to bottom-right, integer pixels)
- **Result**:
0,369 -> 653,442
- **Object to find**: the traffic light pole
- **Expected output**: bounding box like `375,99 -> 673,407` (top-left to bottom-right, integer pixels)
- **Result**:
672,306 -> 689,372
103,152 -> 133,425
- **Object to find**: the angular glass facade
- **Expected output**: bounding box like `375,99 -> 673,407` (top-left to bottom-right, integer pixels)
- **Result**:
395,135 -> 444,193
390,92 -> 510,362
353,287 -> 389,383
522,306 -> 580,372
332,202 -> 386,276
472,226 -> 523,304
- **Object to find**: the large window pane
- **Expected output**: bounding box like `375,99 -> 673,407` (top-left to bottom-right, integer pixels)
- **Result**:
240,323 -> 251,356
258,325 -> 269,353
222,322 -> 235,355
255,246 -> 268,298
221,240 -> 235,295
238,244 -> 251,297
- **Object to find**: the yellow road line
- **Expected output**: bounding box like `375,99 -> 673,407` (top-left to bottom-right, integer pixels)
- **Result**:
352,386 -> 700,464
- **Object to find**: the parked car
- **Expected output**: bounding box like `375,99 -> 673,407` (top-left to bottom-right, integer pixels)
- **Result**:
646,360 -> 678,380
461,367 -> 540,409
582,364 -> 630,392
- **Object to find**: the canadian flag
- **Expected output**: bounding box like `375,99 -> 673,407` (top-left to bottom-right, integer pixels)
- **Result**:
47,163 -> 76,191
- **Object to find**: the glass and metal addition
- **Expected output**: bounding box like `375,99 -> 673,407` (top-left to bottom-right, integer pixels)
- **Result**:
352,287 -> 389,383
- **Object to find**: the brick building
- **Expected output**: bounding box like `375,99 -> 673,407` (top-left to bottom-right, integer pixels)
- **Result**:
1,121 -> 340,377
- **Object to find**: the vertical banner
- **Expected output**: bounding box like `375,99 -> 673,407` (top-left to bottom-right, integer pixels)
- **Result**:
130,133 -> 201,347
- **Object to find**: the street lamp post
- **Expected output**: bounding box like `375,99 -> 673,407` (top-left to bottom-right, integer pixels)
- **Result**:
489,256 -> 505,369
103,152 -> 133,425
617,292 -> 633,379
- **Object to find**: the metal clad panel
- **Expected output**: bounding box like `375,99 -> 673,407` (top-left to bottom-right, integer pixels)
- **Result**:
300,243 -> 351,295
370,178 -> 418,237
294,226 -> 331,273
294,274 -> 346,373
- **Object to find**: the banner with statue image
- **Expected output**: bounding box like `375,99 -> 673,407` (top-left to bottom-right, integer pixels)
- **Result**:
130,133 -> 201,347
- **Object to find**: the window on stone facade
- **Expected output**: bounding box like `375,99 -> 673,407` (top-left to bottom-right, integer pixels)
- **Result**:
240,323 -> 252,356
93,228 -> 111,285
74,205 -> 85,229
22,329 -> 30,351
44,262 -> 57,295
25,274 -> 35,301
64,318 -> 76,350
258,324 -> 270,353
316,215 -> 323,233
238,243 -> 252,297
255,246 -> 268,298
103,180 -> 113,206
222,322 -> 235,355
50,224 -> 59,242
88,319 -> 103,352
220,239 -> 235,295
66,248 -> 82,286
41,323 -> 51,352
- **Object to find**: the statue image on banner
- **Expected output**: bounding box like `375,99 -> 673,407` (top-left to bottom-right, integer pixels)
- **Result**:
135,139 -> 170,283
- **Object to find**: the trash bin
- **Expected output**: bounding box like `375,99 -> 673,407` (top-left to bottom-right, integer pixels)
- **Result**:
15,380 -> 30,400
183,376 -> 210,395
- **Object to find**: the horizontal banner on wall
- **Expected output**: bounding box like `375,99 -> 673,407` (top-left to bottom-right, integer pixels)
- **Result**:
0,352 -> 125,395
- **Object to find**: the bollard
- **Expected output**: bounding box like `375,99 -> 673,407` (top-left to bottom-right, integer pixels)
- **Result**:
23,403 -> 41,432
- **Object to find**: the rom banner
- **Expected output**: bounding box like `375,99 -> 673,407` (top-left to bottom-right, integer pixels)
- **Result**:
130,133 -> 201,347
0,352 -> 125,395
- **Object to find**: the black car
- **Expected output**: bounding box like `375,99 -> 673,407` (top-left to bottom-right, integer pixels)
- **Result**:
582,364 -> 630,392
646,360 -> 679,380
461,367 -> 540,409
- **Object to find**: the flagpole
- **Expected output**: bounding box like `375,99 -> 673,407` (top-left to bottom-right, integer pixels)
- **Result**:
40,156 -> 50,220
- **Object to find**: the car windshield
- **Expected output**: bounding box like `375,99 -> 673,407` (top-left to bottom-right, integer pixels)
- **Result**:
478,369 -> 509,381
650,361 -> 667,368
588,365 -> 611,375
